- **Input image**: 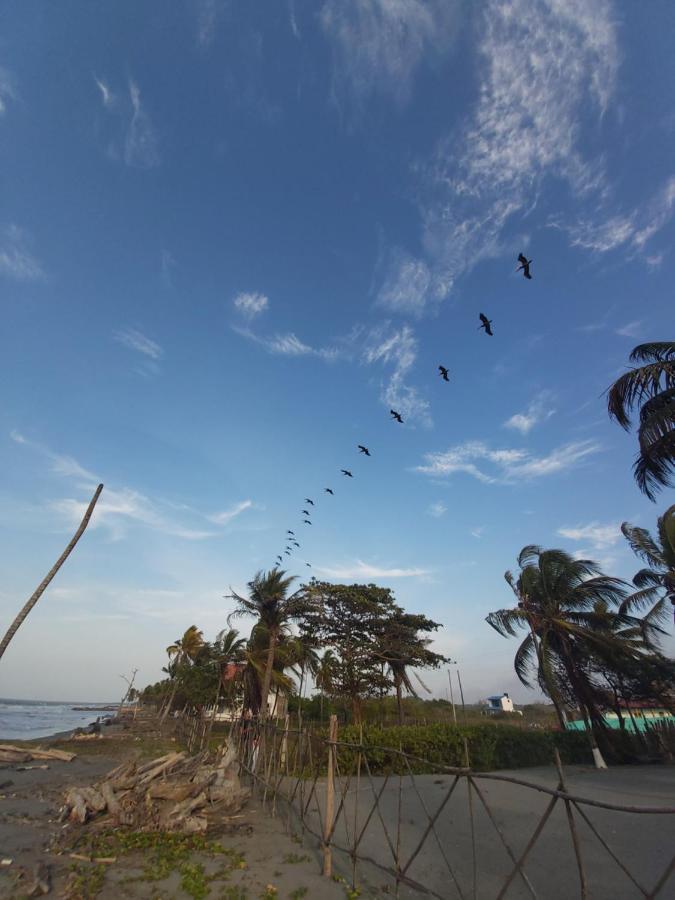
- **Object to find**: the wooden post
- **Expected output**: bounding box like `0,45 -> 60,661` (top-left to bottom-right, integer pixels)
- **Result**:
323,714 -> 338,878
280,714 -> 290,774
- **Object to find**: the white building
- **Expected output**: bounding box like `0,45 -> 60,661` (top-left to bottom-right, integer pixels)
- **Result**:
486,693 -> 516,713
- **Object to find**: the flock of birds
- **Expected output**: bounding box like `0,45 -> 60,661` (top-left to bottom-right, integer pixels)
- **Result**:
273,253 -> 534,570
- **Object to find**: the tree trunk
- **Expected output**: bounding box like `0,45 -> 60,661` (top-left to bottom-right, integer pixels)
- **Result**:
298,665 -> 305,730
0,483 -> 103,663
396,679 -> 403,726
352,695 -> 362,725
160,682 -> 178,727
259,627 -> 278,719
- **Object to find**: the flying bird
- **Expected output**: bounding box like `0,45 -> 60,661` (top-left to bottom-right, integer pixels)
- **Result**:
341,469 -> 353,477
287,530 -> 295,536
517,253 -> 532,279
284,550 -> 291,556
305,563 -> 311,568
479,313 -> 493,336
304,498 -> 314,506
390,409 -> 404,424
439,365 -> 449,382
357,445 -> 371,456
292,541 -> 300,548
324,488 -> 334,495
301,509 -> 310,516
303,519 -> 312,525
276,556 -> 282,563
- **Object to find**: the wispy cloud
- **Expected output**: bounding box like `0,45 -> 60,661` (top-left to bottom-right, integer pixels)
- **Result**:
0,224 -> 44,282
363,323 -> 431,426
10,430 -> 253,542
317,559 -> 429,580
124,80 -> 159,168
233,325 -> 340,361
93,75 -> 115,108
0,67 -> 16,115
427,501 -> 447,518
320,0 -> 458,109
207,500 -> 253,525
615,320 -> 643,339
415,440 -> 600,484
403,0 -> 618,300
196,0 -> 225,47
470,526 -> 485,539
376,249 -> 438,317
233,291 -> 269,319
160,249 -> 176,287
557,521 -> 621,550
114,328 -> 163,374
504,391 -> 555,435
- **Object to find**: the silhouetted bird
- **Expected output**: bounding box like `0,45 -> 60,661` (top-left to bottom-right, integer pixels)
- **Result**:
292,541 -> 300,548
517,253 -> 532,279
276,556 -> 282,563
306,563 -> 311,567
439,365 -> 449,382
324,488 -> 334,495
287,530 -> 295,536
390,409 -> 404,424
303,519 -> 312,525
479,313 -> 493,336
284,550 -> 291,556
341,469 -> 353,477
358,445 -> 371,456
304,498 -> 314,506
302,509 -> 310,516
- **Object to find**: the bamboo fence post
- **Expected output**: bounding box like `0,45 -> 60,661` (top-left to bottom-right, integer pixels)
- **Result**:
0,483 -> 104,662
323,714 -> 338,878
464,738 -> 477,900
554,749 -> 587,899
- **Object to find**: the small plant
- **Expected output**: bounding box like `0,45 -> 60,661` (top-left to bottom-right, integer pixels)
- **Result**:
64,862 -> 106,898
261,885 -> 278,898
282,853 -> 310,865
180,862 -> 210,900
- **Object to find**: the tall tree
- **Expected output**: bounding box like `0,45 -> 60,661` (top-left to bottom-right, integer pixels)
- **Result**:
160,625 -> 205,724
621,504 -> 675,627
228,569 -> 310,718
300,582 -> 399,723
376,611 -> 448,725
314,649 -> 337,721
607,342 -> 675,500
486,546 -> 635,766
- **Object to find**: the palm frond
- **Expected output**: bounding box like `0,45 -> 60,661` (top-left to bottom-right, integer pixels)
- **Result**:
621,522 -> 665,568
633,430 -> 675,500
485,608 -> 527,637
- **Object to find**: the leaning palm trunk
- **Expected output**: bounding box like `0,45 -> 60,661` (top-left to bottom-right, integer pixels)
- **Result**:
0,483 -> 103,663
259,628 -> 278,719
160,682 -> 179,728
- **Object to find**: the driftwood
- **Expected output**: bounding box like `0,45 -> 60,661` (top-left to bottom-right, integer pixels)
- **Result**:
0,744 -> 76,764
25,861 -> 51,897
61,743 -> 249,834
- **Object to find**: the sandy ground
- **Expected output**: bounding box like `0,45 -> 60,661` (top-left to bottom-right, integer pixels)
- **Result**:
0,731 -> 346,899
288,764 -> 675,899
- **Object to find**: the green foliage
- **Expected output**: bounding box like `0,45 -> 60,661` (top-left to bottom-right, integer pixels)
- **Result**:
307,723 -> 591,774
65,862 -> 106,898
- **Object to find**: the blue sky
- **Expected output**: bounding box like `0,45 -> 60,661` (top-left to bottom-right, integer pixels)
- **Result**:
1,0 -> 674,702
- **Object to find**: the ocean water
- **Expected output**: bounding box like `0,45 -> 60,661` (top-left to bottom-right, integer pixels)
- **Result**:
0,698 -> 115,741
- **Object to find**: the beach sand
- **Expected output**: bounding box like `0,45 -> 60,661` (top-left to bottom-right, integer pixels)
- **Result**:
0,719 -> 346,899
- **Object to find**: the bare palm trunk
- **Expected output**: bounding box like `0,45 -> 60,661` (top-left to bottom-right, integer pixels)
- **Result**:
160,682 -> 179,727
396,680 -> 404,726
0,484 -> 103,663
260,627 -> 278,719
298,665 -> 305,730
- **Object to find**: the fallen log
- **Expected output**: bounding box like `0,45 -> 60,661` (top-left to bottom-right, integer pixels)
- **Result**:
0,744 -> 75,762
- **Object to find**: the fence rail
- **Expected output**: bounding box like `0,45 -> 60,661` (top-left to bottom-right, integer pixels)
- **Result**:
228,715 -> 675,899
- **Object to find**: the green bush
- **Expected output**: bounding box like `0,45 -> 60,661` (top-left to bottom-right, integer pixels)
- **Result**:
309,723 -> 591,774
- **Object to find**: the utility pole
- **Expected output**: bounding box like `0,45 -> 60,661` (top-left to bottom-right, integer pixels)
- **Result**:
447,668 -> 457,725
456,668 -> 466,715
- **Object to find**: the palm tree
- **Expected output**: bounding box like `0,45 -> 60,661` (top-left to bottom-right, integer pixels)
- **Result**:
160,625 -> 205,725
621,504 -> 675,627
486,546 -> 634,766
241,623 -> 295,716
287,634 -> 320,726
315,649 -> 337,721
376,611 -> 447,725
227,569 -> 311,718
607,342 -> 675,500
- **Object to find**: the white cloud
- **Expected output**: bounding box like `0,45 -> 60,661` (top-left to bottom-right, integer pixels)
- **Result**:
317,559 -> 429,580
427,502 -> 447,518
289,0 -> 301,39
470,526 -> 485,539
558,522 -> 621,550
94,75 -> 115,108
504,392 -> 555,435
207,500 -> 253,525
10,431 -> 254,542
376,250 -> 432,316
233,291 -> 269,319
114,328 -> 163,360
363,323 -> 431,426
615,320 -> 643,339
408,0 -> 618,298
320,0 -> 458,108
0,224 -> 44,281
196,0 -> 224,47
0,67 -> 16,115
124,80 -> 159,168
416,440 -> 600,484
232,325 -> 340,361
